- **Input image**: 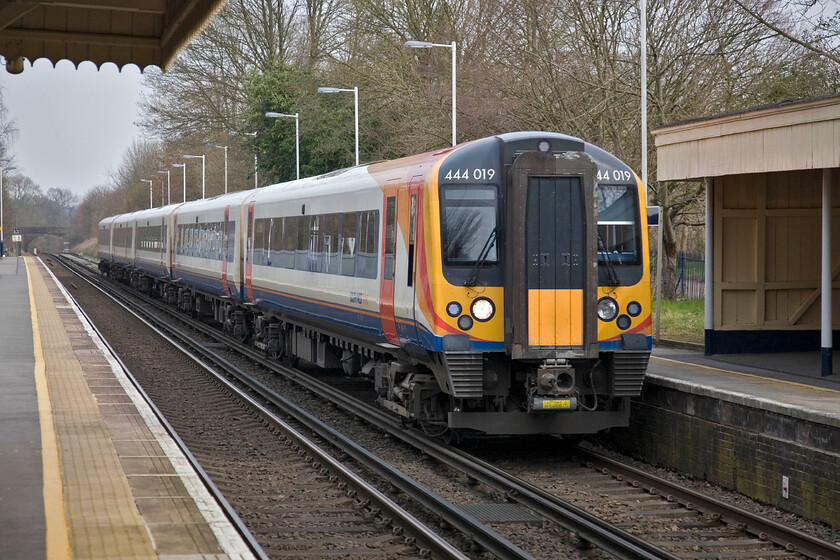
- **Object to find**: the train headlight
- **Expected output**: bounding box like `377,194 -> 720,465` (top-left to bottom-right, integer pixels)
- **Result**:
597,297 -> 619,322
458,315 -> 474,331
627,301 -> 642,317
446,301 -> 462,317
617,315 -> 632,330
470,298 -> 495,322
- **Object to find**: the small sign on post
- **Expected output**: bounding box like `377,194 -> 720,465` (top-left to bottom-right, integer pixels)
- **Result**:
647,205 -> 660,226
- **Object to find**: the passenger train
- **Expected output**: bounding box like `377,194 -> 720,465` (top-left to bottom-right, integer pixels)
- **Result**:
98,132 -> 651,438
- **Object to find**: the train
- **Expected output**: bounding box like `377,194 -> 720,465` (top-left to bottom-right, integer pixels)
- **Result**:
98,131 -> 651,438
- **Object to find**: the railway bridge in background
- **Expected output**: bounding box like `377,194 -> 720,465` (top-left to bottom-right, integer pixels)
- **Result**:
2,226 -> 70,256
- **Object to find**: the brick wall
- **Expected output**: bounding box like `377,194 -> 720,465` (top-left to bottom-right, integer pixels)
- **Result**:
597,383 -> 840,529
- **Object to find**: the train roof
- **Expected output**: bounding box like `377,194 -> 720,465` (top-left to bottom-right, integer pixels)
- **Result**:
129,203 -> 185,223
97,131 -> 636,229
246,165 -> 378,205
171,188 -> 257,216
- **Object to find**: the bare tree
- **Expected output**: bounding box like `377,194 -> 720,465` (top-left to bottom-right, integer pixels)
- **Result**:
140,0 -> 304,141
124,0 -> 839,300
0,88 -> 18,164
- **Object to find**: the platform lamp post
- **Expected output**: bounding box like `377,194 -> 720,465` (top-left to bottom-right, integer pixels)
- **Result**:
183,154 -> 206,199
157,170 -> 170,205
0,163 -> 15,257
171,163 -> 186,202
404,39 -> 457,146
265,112 -> 300,180
229,131 -> 258,188
141,179 -> 153,209
205,143 -> 228,194
317,87 -> 359,166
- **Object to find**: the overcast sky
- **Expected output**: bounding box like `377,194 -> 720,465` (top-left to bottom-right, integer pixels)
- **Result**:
1,58 -> 146,198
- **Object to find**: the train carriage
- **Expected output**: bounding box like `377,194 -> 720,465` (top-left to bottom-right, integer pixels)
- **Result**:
97,215 -> 118,267
110,211 -> 138,267
169,190 -> 253,315
132,204 -> 180,282
242,167 -> 385,358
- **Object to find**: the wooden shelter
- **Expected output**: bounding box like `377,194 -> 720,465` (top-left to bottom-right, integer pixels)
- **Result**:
652,94 -> 839,375
0,1 -> 227,73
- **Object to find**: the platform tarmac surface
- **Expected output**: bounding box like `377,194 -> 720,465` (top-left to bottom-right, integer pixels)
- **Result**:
650,345 -> 839,427
0,255 -> 255,560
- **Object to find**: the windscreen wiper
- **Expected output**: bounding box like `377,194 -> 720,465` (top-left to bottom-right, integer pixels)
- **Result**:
464,228 -> 497,287
598,234 -> 621,286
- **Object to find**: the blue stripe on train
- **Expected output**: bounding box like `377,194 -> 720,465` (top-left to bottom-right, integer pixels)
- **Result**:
174,269 -> 227,297
598,336 -> 653,352
249,286 -> 504,354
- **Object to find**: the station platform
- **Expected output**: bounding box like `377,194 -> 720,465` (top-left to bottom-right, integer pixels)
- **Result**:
0,255 -> 256,560
649,345 -> 839,428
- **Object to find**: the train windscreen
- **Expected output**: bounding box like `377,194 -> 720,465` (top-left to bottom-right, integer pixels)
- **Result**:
440,185 -> 499,266
596,185 -> 639,265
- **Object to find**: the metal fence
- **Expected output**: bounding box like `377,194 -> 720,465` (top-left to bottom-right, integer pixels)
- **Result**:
650,251 -> 705,300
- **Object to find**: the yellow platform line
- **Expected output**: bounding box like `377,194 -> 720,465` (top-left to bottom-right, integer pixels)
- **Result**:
26,258 -> 72,559
651,355 -> 840,395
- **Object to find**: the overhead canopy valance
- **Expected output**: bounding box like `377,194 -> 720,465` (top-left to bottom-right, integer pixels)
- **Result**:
652,94 -> 840,182
0,0 -> 227,74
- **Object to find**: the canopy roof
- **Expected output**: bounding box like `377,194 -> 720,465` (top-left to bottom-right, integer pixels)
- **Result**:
652,94 -> 840,181
0,0 -> 226,73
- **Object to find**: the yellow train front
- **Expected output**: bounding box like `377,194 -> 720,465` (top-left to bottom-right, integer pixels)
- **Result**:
376,132 -> 651,437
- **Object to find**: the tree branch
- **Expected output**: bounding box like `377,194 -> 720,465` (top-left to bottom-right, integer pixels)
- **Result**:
731,0 -> 840,65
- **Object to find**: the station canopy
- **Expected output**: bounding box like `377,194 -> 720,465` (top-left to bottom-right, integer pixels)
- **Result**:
0,0 -> 227,74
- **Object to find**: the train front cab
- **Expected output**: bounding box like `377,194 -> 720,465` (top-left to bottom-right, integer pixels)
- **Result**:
434,134 -> 651,435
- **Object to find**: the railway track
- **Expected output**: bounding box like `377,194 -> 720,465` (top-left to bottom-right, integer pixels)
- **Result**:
51,256 -> 469,559
52,254 -> 840,560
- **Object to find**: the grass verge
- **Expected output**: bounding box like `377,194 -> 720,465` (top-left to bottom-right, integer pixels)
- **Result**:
652,298 -> 704,344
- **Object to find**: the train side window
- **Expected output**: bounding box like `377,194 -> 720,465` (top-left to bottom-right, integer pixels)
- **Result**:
254,218 -> 267,265
340,212 -> 357,276
356,210 -> 378,279
200,223 -> 208,260
214,223 -> 220,260
383,196 -> 396,280
295,215 -> 309,271
325,213 -> 340,275
226,221 -> 236,263
283,216 -> 297,269
270,218 -> 283,267
309,215 -> 323,272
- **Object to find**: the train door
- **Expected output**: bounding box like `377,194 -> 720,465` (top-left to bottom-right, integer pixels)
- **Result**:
379,190 -> 399,345
131,221 -> 137,267
245,201 -> 256,303
222,205 -> 232,297
171,215 -> 179,279
392,176 -> 422,345
159,216 -> 166,277
526,176 -> 584,347
505,151 -> 599,359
